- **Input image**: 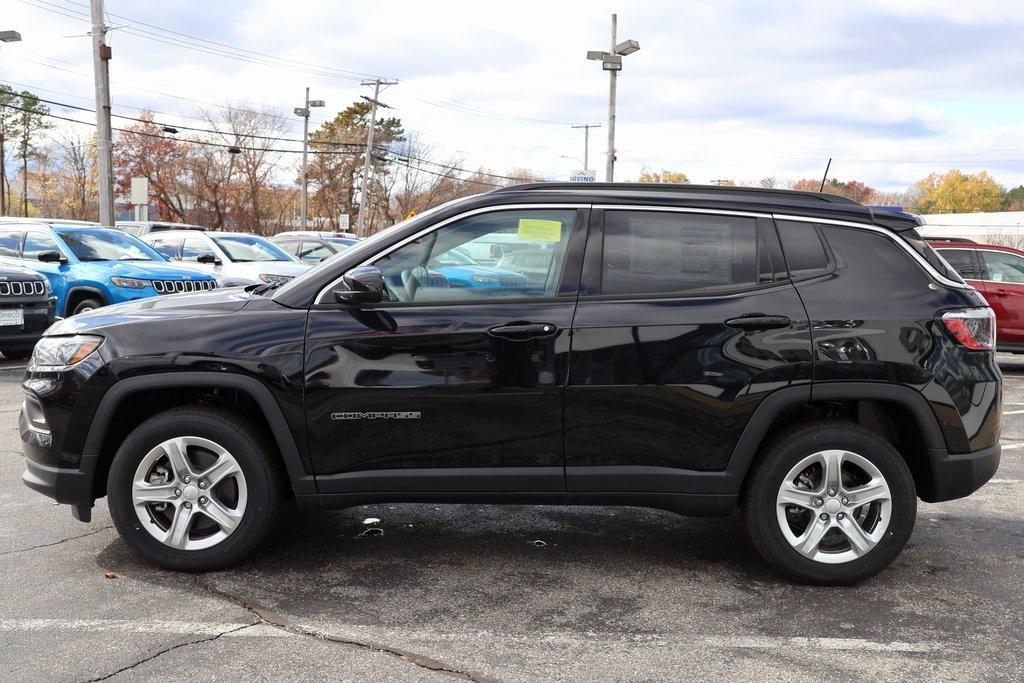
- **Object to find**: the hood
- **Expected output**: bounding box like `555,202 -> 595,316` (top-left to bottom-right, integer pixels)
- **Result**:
223,260 -> 311,278
439,264 -> 527,279
0,263 -> 47,281
91,260 -> 217,280
46,286 -> 254,335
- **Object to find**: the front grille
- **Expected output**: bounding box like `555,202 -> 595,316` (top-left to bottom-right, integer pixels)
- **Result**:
497,276 -> 524,287
152,279 -> 216,294
0,280 -> 46,297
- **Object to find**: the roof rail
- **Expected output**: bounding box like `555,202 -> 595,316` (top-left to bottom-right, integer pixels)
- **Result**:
490,182 -> 862,206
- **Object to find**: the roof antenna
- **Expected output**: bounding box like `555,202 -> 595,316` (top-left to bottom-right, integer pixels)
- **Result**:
818,158 -> 832,192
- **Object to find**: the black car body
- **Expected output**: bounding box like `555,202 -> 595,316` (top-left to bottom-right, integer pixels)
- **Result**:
19,184 -> 1001,584
0,264 -> 55,359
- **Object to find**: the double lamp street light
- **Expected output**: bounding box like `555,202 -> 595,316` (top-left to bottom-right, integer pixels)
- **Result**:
587,13 -> 639,182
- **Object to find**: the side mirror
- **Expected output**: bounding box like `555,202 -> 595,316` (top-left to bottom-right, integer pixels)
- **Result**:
37,250 -> 65,263
334,265 -> 384,304
197,254 -> 222,265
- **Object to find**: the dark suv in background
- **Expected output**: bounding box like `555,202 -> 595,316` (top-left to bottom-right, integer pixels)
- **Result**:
0,263 -> 54,360
19,184 -> 1000,585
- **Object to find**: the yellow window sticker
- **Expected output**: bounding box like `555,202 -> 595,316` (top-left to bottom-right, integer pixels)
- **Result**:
517,218 -> 562,243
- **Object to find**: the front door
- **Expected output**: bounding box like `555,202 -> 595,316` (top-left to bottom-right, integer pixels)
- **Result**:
304,206 -> 588,493
564,208 -> 813,493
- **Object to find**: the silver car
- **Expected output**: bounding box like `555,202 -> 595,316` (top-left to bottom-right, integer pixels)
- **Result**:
141,230 -> 310,287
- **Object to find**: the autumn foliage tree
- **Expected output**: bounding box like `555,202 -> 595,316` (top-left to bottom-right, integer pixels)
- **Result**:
907,170 -> 1005,214
637,169 -> 689,184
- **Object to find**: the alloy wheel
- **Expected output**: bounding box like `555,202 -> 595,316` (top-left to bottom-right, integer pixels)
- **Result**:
131,436 -> 248,551
775,449 -> 892,564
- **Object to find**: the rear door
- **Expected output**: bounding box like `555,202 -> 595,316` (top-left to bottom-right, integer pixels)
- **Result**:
564,207 -> 812,493
977,248 -> 1024,345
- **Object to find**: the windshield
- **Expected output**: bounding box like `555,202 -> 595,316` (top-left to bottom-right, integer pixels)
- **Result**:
271,195 -> 479,301
56,228 -> 162,262
212,235 -> 293,262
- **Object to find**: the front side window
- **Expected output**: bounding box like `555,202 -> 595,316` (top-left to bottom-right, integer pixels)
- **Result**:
56,228 -> 159,261
373,209 -> 576,303
600,211 -> 759,295
181,237 -> 216,262
981,250 -> 1024,284
22,232 -> 61,259
212,235 -> 292,263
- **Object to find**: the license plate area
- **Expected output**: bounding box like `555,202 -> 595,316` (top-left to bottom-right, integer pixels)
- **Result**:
0,309 -> 25,327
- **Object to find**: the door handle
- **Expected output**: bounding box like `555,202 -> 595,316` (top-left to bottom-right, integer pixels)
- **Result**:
488,322 -> 558,340
724,315 -> 792,330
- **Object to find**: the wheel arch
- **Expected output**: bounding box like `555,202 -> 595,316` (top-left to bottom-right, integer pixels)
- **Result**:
82,372 -> 314,501
64,285 -> 106,317
729,383 -> 947,500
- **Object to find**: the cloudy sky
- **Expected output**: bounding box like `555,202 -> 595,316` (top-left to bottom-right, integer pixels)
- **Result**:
3,0 -> 1024,191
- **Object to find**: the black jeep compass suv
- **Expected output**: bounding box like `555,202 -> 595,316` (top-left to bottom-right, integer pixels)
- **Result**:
19,184 -> 1001,585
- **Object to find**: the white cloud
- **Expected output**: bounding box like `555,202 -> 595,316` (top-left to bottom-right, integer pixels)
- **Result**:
3,0 -> 1024,192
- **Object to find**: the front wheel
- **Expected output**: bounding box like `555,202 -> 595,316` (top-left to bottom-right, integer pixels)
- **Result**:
71,297 -> 103,316
742,421 -> 917,585
107,406 -> 283,571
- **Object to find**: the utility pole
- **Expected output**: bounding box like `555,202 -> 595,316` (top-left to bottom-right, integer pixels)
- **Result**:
294,88 -> 324,232
90,0 -> 114,226
356,78 -> 397,235
571,123 -> 601,170
587,15 -> 639,183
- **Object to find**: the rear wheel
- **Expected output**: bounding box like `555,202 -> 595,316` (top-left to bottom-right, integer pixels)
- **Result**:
742,421 -> 916,585
107,406 -> 283,571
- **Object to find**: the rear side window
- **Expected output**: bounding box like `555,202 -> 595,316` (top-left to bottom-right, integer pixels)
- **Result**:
937,249 -> 982,280
776,221 -> 830,278
600,211 -> 758,295
900,229 -> 963,282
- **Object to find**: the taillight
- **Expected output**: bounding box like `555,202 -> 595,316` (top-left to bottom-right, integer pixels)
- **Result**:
940,308 -> 995,350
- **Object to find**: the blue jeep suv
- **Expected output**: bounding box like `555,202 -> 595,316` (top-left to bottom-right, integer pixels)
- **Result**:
0,222 -> 218,317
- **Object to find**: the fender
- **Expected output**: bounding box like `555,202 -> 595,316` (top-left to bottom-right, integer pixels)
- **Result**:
724,381 -> 947,486
63,285 -> 106,317
81,371 -> 315,497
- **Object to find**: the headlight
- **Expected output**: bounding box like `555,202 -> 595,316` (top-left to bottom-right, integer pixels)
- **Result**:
110,277 -> 151,289
259,273 -> 293,284
31,335 -> 103,368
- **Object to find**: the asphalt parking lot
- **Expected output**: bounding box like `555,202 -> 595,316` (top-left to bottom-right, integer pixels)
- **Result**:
1,357 -> 1022,682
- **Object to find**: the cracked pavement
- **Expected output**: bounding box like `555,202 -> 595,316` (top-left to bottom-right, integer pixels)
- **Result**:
0,355 -> 1022,681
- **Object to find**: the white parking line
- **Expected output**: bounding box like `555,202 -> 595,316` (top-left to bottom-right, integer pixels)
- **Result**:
0,618 -> 945,653
1000,442 -> 1024,450
1003,410 -> 1024,415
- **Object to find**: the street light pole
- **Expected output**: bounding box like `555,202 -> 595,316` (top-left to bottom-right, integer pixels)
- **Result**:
587,14 -> 639,183
90,0 -> 114,225
0,30 -> 22,217
606,13 -> 617,182
294,88 -> 323,232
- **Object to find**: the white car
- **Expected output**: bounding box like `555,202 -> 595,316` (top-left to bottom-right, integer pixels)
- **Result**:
142,230 -> 310,287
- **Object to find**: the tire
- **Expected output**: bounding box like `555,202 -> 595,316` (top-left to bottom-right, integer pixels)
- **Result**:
1,348 -> 32,360
742,421 -> 916,585
107,406 -> 284,571
71,297 -> 103,316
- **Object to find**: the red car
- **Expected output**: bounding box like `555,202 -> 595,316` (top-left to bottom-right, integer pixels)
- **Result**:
930,240 -> 1024,352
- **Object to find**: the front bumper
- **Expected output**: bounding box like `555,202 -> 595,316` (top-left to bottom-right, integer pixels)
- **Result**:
924,442 -> 1001,502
